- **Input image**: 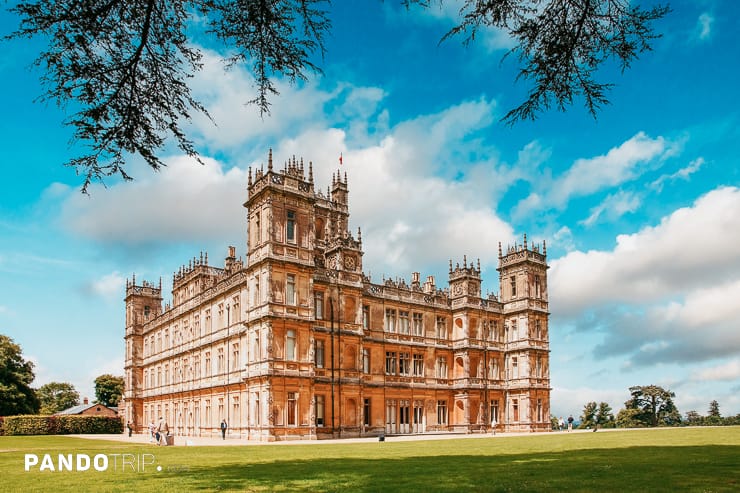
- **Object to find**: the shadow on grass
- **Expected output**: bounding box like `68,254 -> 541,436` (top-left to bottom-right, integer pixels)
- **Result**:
154,445 -> 740,492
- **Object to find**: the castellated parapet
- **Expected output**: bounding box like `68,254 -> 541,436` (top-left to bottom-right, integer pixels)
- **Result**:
122,150 -> 551,440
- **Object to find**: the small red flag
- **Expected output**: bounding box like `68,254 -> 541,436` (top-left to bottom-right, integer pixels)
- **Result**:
339,153 -> 343,165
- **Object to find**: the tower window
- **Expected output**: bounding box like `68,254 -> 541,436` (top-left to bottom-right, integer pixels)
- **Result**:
510,276 -> 517,297
286,210 -> 296,243
286,274 -> 296,306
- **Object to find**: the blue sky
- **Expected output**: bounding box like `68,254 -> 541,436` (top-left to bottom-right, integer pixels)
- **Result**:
1,1 -> 739,418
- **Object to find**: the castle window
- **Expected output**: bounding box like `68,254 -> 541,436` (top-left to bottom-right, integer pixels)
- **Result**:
286,274 -> 296,306
315,339 -> 325,368
436,357 -> 448,378
385,351 -> 397,375
490,400 -> 499,424
534,275 -> 541,298
399,352 -> 410,375
362,348 -> 370,373
413,354 -> 424,376
384,309 -> 396,333
436,317 -> 448,339
255,212 -> 261,243
316,395 -> 325,427
412,313 -> 423,336
232,343 -> 240,370
510,276 -> 516,297
314,291 -> 323,320
205,352 -> 211,376
364,398 -> 371,426
512,399 -> 519,421
286,210 -> 296,243
511,357 -> 518,379
399,311 -> 410,334
537,398 -> 543,422
362,305 -> 370,330
217,348 -> 224,373
437,400 -> 448,425
253,393 -> 260,426
286,329 -> 296,361
287,392 -> 297,426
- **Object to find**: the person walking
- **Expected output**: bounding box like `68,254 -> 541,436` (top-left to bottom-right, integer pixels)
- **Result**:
221,419 -> 228,440
127,421 -> 133,437
558,417 -> 564,431
157,416 -> 169,445
567,415 -> 574,432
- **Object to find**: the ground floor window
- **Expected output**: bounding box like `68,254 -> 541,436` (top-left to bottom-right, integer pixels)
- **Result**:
316,395 -> 325,427
437,400 -> 447,425
287,392 -> 297,426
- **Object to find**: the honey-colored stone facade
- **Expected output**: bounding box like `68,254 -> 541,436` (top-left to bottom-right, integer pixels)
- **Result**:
122,151 -> 551,440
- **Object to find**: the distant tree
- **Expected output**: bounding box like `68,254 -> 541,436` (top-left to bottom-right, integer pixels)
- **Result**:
550,415 -> 559,431
580,401 -> 598,428
595,402 -> 615,428
7,0 -> 669,191
37,382 -> 80,414
623,385 -> 681,427
615,407 -> 644,428
684,410 -> 703,426
705,400 -> 722,425
0,334 -> 40,415
94,374 -> 124,407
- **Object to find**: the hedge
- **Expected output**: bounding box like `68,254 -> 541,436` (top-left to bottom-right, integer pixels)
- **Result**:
2,415 -> 123,435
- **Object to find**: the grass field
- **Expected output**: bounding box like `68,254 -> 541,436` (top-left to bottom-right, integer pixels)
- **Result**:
1,427 -> 738,492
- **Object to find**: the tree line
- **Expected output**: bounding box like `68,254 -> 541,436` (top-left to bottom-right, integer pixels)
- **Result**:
559,384 -> 740,430
0,335 -> 124,416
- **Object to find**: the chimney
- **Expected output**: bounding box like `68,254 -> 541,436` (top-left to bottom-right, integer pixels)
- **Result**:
83,397 -> 89,405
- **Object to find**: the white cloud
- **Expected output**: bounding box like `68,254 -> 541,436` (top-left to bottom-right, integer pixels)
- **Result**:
61,156 -> 248,244
551,186 -> 740,316
418,0 -> 517,52
651,157 -> 705,192
58,65 -> 516,287
691,359 -> 740,382
83,271 -> 127,302
550,186 -> 740,365
514,132 -> 673,218
580,190 -> 641,227
697,13 -> 714,41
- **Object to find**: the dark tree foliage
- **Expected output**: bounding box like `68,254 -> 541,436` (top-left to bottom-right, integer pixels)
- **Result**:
8,0 -> 668,190
0,334 -> 41,416
413,0 -> 671,123
37,381 -> 80,414
580,401 -> 598,428
624,384 -> 681,427
94,374 -> 125,407
595,401 -> 614,427
708,400 -> 721,418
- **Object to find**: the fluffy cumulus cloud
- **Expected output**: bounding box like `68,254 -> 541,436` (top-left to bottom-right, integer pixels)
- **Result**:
61,156 -> 248,244
690,358 -> 740,383
550,186 -> 740,365
57,67 -> 517,286
514,132 -> 674,218
82,271 -> 127,302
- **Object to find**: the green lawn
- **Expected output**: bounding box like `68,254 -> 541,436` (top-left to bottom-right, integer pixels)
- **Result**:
1,427 -> 738,492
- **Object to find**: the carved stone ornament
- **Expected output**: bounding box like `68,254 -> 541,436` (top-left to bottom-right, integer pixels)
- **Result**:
344,255 -> 356,271
327,255 -> 338,270
453,284 -> 463,295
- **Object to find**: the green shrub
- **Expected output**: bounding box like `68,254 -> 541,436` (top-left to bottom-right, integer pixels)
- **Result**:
2,415 -> 123,435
